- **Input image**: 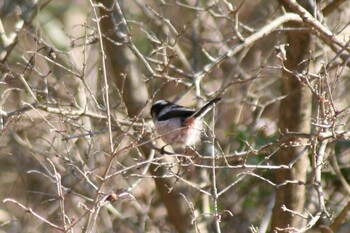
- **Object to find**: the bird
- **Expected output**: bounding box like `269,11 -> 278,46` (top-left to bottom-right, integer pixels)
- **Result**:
150,97 -> 222,148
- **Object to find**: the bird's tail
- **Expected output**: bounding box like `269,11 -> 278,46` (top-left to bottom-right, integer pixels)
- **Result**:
192,97 -> 222,119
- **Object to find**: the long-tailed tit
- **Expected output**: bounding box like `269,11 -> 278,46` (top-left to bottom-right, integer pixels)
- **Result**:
151,97 -> 222,148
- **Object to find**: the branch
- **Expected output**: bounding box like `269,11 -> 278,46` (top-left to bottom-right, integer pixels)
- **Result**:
282,0 -> 350,60
322,0 -> 348,16
194,13 -> 302,80
3,199 -> 65,232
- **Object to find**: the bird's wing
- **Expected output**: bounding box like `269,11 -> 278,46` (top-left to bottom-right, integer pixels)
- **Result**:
158,108 -> 195,121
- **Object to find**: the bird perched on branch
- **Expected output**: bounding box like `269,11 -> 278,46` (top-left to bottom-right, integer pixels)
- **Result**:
150,97 -> 222,148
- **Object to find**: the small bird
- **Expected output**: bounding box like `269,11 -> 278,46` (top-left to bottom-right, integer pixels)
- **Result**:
150,97 -> 222,148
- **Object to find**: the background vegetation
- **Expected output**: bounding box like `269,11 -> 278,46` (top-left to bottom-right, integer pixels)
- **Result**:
1,0 -> 350,232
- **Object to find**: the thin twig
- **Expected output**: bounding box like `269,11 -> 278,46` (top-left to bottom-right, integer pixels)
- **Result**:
3,199 -> 65,232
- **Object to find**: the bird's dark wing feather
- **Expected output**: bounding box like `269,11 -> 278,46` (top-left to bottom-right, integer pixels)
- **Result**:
158,109 -> 195,121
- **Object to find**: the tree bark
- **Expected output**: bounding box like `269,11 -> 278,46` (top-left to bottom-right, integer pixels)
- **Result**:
99,1 -> 191,232
271,0 -> 313,230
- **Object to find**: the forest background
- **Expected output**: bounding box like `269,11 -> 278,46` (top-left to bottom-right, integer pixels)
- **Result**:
1,0 -> 350,232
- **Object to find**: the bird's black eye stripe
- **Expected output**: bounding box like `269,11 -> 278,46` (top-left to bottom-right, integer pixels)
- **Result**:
151,101 -> 170,117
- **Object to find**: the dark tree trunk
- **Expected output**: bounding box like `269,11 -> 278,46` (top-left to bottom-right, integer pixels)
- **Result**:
99,1 -> 191,232
271,0 -> 313,230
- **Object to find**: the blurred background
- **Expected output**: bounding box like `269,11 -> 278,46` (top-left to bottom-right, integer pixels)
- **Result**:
1,0 -> 350,232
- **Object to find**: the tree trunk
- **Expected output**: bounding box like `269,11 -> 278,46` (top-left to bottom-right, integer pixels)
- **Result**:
271,0 -> 313,230
99,1 -> 191,232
